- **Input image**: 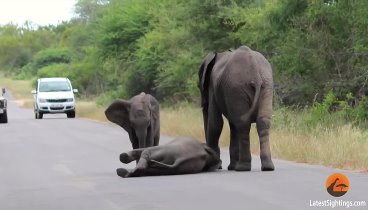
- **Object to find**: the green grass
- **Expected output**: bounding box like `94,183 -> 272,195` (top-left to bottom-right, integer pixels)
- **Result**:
1,76 -> 367,171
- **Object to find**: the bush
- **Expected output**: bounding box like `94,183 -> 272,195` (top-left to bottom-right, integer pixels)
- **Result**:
304,91 -> 368,129
344,96 -> 368,127
33,48 -> 71,68
36,63 -> 71,78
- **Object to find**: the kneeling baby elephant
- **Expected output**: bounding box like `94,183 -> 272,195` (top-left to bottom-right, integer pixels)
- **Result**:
116,137 -> 221,178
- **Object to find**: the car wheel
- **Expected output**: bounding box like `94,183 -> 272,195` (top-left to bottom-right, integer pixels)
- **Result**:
35,111 -> 43,119
67,111 -> 75,118
0,110 -> 8,123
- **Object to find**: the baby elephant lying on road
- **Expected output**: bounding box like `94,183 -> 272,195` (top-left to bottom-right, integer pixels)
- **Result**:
116,137 -> 221,178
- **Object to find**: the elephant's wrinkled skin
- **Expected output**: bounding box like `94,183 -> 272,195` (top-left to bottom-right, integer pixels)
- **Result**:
198,45 -> 275,171
116,137 -> 221,178
105,92 -> 160,149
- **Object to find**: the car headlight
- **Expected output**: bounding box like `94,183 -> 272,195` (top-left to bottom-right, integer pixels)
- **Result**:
38,98 -> 47,103
66,98 -> 74,102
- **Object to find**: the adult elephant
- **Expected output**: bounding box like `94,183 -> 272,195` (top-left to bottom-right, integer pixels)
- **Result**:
198,45 -> 275,171
105,92 -> 160,149
116,137 -> 221,178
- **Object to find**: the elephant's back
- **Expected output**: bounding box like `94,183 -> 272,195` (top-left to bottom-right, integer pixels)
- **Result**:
214,47 -> 273,88
211,46 -> 273,120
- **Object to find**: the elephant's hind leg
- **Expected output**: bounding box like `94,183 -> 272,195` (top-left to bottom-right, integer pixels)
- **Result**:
256,88 -> 274,171
256,117 -> 274,171
233,123 -> 252,171
228,123 -> 239,170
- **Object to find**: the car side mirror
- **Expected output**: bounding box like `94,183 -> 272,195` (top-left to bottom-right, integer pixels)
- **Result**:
31,90 -> 37,94
73,89 -> 78,93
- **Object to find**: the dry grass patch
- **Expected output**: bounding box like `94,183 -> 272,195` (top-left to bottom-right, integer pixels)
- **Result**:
0,76 -> 34,108
161,104 -> 368,171
76,101 -> 107,122
160,104 -> 231,147
160,104 -> 204,140
251,124 -> 368,171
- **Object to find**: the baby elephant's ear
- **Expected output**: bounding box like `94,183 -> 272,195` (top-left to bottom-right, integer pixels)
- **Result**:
105,99 -> 131,131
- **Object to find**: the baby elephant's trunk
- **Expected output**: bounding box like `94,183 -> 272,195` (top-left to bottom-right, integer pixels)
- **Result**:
136,128 -> 148,148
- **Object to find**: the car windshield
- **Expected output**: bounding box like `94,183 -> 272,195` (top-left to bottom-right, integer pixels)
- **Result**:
39,81 -> 71,92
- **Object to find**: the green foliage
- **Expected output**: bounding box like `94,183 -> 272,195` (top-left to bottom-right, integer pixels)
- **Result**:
0,25 -> 30,72
271,0 -> 368,103
339,94 -> 368,127
97,0 -> 154,59
268,0 -> 308,31
0,24 -> 59,75
33,48 -> 72,68
20,47 -> 72,76
304,92 -> 338,128
67,46 -> 104,96
304,91 -> 368,129
36,63 -> 71,78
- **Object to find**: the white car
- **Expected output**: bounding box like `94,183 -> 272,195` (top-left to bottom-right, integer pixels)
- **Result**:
32,78 -> 78,119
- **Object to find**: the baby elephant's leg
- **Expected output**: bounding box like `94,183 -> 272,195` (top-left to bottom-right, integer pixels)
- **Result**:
116,168 -> 130,178
117,150 -> 150,178
120,148 -> 145,163
128,150 -> 151,177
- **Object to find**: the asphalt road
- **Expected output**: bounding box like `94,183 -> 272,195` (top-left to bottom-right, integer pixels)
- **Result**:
0,92 -> 367,210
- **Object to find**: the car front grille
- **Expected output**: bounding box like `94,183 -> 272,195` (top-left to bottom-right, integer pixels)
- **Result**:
47,99 -> 67,103
50,107 -> 64,110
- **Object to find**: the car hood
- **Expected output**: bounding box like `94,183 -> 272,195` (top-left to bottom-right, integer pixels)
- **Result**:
37,91 -> 74,99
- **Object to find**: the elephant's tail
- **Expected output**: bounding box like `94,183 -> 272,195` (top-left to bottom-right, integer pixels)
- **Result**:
241,82 -> 261,123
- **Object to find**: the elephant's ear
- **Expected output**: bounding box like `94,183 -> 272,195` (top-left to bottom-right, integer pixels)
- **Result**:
147,94 -> 159,121
198,52 -> 217,107
105,99 -> 131,131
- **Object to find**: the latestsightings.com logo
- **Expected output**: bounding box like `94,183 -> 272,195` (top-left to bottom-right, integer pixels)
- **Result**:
326,173 -> 349,197
309,173 -> 367,208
